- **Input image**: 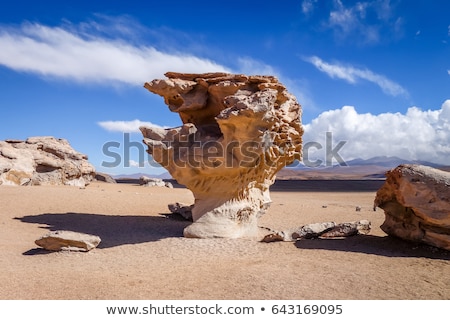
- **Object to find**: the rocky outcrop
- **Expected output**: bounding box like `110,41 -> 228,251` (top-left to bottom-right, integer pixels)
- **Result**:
140,72 -> 303,238
139,176 -> 173,188
0,137 -> 95,187
95,172 -> 117,183
374,164 -> 450,250
35,230 -> 101,252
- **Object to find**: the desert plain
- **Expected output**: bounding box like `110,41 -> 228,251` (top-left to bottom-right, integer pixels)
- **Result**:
0,179 -> 449,300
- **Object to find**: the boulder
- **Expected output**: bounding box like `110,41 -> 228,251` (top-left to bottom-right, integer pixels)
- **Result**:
35,230 -> 101,252
95,172 -> 117,183
374,164 -> 450,250
0,137 -> 95,187
140,72 -> 303,238
139,176 -> 173,188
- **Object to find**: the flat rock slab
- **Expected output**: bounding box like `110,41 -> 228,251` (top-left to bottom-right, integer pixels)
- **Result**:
35,230 -> 101,252
261,220 -> 371,243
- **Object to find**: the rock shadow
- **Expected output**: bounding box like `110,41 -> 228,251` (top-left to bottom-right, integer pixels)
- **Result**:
295,234 -> 449,260
16,212 -> 191,251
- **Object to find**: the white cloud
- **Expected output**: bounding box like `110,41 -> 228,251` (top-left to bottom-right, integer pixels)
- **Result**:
303,100 -> 450,165
98,119 -> 167,133
236,57 -> 278,76
326,0 -> 401,44
304,56 -> 408,97
128,160 -> 141,168
0,21 -> 230,85
301,0 -> 317,15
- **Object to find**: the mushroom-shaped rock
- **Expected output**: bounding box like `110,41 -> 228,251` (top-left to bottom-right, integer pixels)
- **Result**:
140,72 -> 303,238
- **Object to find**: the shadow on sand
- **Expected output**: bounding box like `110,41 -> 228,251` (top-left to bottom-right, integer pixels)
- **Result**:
295,234 -> 450,260
17,212 -> 191,254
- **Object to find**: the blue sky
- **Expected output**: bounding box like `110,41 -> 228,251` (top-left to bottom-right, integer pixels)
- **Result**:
0,0 -> 449,175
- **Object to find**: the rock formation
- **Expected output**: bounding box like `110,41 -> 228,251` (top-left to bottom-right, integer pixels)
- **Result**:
374,164 -> 450,250
140,72 -> 303,238
35,230 -> 101,252
0,136 -> 95,187
95,172 -> 117,183
261,220 -> 371,242
139,176 -> 173,188
168,202 -> 194,221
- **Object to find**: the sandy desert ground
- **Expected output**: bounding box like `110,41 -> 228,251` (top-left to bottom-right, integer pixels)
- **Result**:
0,180 -> 448,300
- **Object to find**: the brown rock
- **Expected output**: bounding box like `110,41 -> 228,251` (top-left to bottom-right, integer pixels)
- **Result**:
140,72 -> 303,238
261,220 -> 371,242
35,230 -> 101,252
319,220 -> 371,239
168,202 -> 193,221
0,137 -> 95,187
374,164 -> 450,250
95,172 -> 117,183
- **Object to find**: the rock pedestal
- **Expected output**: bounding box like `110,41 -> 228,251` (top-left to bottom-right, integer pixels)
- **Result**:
374,164 -> 450,250
140,72 -> 303,238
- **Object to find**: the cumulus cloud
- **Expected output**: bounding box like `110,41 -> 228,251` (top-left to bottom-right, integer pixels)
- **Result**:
0,21 -> 230,85
303,100 -> 450,165
304,56 -> 408,97
98,119 -> 167,133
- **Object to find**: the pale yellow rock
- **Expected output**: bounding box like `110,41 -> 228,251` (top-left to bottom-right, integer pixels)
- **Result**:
35,230 -> 101,252
141,72 -> 303,238
0,137 -> 95,187
374,164 -> 450,250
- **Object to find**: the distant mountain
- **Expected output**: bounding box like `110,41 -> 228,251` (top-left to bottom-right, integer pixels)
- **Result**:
278,156 -> 448,180
112,171 -> 172,180
111,157 -> 447,182
344,156 -> 443,168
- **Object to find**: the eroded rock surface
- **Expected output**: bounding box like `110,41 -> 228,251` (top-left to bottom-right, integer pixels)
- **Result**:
261,220 -> 371,242
374,164 -> 450,250
0,137 -> 95,187
140,72 -> 303,238
139,176 -> 173,188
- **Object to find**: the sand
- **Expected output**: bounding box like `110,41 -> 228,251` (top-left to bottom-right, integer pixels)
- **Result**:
0,181 -> 448,300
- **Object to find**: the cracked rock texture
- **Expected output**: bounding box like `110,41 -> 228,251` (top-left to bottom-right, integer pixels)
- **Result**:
0,137 -> 95,187
140,72 -> 303,238
374,164 -> 450,250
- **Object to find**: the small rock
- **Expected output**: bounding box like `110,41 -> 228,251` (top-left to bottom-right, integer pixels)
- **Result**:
95,172 -> 117,183
356,206 -> 361,212
262,220 -> 372,243
261,231 -> 286,243
319,220 -> 371,239
35,230 -> 101,252
164,182 -> 173,188
292,222 -> 336,239
168,202 -> 193,221
139,176 -> 169,187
